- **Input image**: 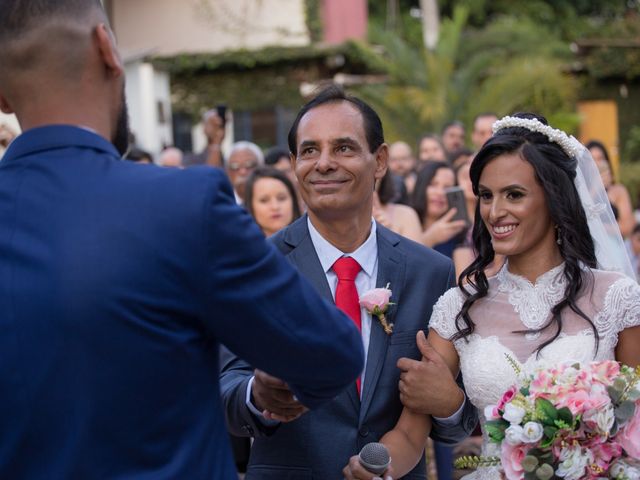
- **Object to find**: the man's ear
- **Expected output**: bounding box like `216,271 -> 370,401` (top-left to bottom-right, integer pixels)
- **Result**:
95,23 -> 124,79
290,152 -> 298,171
374,143 -> 389,180
0,94 -> 14,114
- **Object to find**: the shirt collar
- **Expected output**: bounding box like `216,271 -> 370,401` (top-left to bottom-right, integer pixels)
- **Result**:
307,216 -> 377,277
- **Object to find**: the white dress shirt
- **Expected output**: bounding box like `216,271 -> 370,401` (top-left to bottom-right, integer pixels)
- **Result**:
306,216 -> 378,388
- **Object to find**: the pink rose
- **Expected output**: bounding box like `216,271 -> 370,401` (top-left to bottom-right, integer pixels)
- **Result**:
617,404 -> 640,458
557,389 -> 592,416
501,441 -> 528,480
359,288 -> 392,313
498,386 -> 518,410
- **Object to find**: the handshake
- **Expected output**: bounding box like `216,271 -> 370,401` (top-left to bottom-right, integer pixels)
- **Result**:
250,331 -> 466,479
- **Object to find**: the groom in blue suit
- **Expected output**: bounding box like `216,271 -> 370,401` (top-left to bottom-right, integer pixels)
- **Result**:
0,2 -> 365,478
220,87 -> 477,479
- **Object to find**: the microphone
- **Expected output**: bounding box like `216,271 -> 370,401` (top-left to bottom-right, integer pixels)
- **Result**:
358,442 -> 391,475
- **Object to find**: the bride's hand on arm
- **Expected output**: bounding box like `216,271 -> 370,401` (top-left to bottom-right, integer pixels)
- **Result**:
342,410 -> 432,480
616,325 -> 640,368
397,330 -> 462,417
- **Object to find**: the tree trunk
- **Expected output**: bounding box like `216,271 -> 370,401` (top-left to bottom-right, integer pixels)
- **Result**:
420,0 -> 440,50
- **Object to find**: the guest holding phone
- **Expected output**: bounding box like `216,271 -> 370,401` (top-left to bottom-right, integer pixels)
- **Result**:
412,162 -> 467,257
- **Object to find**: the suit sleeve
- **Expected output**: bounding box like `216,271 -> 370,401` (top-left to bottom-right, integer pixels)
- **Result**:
219,345 -> 279,437
197,170 -> 364,411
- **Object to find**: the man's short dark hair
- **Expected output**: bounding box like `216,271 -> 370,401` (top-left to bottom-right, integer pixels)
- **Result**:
287,85 -> 384,156
441,120 -> 464,135
0,0 -> 104,41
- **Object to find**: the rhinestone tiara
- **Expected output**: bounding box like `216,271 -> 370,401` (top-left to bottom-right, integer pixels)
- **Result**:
492,116 -> 583,158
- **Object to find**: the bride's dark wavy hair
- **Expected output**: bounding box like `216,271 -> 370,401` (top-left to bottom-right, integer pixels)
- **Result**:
452,112 -> 598,355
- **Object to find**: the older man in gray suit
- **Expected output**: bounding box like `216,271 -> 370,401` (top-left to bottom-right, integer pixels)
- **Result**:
220,86 -> 476,479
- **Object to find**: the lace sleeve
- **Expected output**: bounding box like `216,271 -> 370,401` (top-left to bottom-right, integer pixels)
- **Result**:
600,276 -> 640,334
428,287 -> 465,341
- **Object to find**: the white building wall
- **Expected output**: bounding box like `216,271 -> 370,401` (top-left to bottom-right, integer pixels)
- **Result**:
0,112 -> 20,134
125,60 -> 173,159
113,0 -> 309,57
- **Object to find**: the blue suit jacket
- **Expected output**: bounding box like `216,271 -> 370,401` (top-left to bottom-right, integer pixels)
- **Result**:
220,216 -> 478,479
0,126 -> 364,479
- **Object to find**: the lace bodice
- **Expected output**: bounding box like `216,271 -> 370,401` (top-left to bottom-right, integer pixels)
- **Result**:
429,264 -> 640,479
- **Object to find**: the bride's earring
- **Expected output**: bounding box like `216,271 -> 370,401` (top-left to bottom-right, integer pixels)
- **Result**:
555,225 -> 562,245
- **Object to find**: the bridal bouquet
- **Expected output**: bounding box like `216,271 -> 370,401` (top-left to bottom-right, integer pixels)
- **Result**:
456,360 -> 640,479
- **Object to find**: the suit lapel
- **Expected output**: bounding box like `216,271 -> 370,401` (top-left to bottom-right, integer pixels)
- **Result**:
282,216 -> 331,301
283,217 -> 359,410
359,226 -> 406,422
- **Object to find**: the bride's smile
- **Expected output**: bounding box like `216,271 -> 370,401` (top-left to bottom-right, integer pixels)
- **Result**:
477,151 -> 561,280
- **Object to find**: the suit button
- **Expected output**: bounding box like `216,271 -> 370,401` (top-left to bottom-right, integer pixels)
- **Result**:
242,424 -> 254,436
359,426 -> 369,437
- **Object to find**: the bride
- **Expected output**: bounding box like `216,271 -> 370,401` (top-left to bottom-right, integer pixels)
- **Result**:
343,113 -> 640,480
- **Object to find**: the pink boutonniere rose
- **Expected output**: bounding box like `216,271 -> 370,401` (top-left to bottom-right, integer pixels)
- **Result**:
359,283 -> 394,335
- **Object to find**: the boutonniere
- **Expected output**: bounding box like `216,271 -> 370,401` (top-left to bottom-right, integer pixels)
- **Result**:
359,283 -> 395,335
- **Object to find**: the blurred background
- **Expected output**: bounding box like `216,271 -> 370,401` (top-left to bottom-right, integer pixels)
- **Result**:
2,0 -> 639,192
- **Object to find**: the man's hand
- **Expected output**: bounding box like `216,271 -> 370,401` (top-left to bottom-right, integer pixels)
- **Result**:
252,369 -> 308,423
397,331 -> 464,417
204,111 -> 225,147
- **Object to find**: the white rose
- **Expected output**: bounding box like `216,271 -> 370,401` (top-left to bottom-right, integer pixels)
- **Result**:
521,421 -> 544,443
502,402 -> 526,425
609,460 -> 627,479
558,366 -> 579,385
556,447 -> 593,480
611,460 -> 640,480
504,425 -> 525,446
583,404 -> 615,434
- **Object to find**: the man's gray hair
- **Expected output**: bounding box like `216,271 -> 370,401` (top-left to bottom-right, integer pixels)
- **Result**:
226,141 -> 264,166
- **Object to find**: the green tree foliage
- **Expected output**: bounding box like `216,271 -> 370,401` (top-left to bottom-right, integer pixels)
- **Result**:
354,6 -> 469,142
355,5 -> 579,144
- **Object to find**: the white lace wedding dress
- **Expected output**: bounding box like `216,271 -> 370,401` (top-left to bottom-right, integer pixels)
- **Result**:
429,263 -> 640,479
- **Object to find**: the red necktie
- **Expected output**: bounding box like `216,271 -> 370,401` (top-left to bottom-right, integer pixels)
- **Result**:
333,256 -> 362,394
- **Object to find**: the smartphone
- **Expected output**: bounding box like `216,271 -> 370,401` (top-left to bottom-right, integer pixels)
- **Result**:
216,104 -> 227,128
445,186 -> 471,226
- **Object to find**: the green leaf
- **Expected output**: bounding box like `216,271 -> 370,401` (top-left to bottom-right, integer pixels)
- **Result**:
485,420 -> 507,442
536,463 -> 555,480
520,386 -> 530,397
615,401 -> 636,423
556,407 -> 573,425
613,377 -> 627,392
608,385 -> 622,404
543,426 -> 558,440
626,388 -> 640,402
536,398 -> 558,424
522,455 -> 539,473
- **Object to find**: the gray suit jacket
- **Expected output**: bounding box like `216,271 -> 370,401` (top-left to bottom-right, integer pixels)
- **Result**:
220,217 -> 477,479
